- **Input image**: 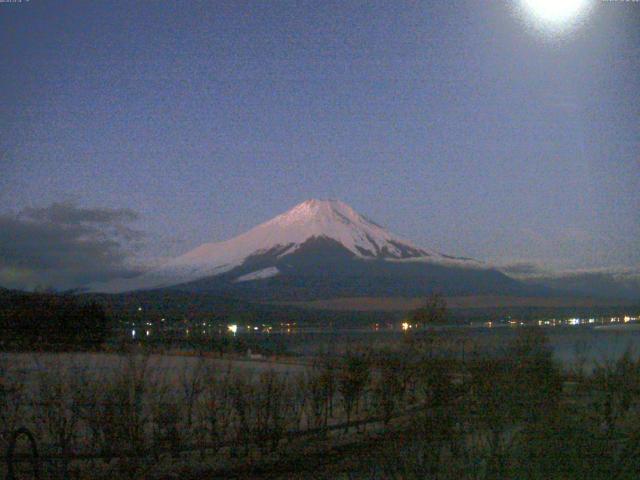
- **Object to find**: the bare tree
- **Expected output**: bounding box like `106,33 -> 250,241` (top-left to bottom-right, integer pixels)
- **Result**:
337,352 -> 370,431
408,293 -> 448,327
254,369 -> 291,453
0,354 -> 27,437
228,370 -> 254,457
179,355 -> 207,434
372,355 -> 404,427
303,364 -> 328,431
35,362 -> 87,477
198,363 -> 232,456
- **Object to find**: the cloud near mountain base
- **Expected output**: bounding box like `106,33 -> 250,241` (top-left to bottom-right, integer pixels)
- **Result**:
497,261 -> 640,300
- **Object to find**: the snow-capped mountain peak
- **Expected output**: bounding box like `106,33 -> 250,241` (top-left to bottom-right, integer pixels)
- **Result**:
177,199 -> 434,265
93,199 -> 477,293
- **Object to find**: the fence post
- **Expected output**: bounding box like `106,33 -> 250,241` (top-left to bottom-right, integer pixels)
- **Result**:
5,427 -> 40,480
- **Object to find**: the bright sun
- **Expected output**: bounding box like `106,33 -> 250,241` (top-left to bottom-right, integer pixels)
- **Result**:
522,0 -> 590,24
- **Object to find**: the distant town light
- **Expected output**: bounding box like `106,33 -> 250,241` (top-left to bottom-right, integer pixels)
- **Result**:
228,324 -> 238,334
401,322 -> 409,331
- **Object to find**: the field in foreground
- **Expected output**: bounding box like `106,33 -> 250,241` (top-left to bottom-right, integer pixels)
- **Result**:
3,327 -> 640,479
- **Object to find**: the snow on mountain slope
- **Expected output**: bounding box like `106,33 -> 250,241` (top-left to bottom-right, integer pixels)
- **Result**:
177,199 -> 436,263
93,199 -> 480,293
234,267 -> 280,283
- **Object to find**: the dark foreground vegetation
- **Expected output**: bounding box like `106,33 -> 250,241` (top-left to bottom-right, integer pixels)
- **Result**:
0,289 -> 293,356
0,289 -> 109,350
2,327 -> 640,479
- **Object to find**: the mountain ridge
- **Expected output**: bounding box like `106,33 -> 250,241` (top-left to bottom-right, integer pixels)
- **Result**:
94,199 -> 485,294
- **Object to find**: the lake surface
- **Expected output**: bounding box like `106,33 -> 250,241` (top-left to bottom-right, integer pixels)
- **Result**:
272,324 -> 640,369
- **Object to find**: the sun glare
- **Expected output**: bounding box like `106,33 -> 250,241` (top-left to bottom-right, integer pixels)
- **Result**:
521,0 -> 592,33
523,0 -> 588,23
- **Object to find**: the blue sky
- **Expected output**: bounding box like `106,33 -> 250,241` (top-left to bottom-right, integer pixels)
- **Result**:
1,0 -> 638,284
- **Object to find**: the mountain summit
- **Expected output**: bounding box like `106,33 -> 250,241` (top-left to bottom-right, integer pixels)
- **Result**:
180,199 -> 439,265
94,200 -> 528,299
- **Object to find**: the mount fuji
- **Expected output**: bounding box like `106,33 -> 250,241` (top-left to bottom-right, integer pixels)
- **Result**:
94,199 -> 535,300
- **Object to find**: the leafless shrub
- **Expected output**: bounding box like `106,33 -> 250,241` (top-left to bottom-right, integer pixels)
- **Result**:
337,352 -> 370,430
196,362 -> 232,456
179,355 -> 207,434
414,358 -> 459,477
320,357 -> 337,422
34,360 -> 87,477
228,370 -> 255,456
372,355 -> 404,426
303,364 -> 328,431
78,373 -> 117,460
588,348 -> 640,437
288,372 -> 308,432
148,376 -> 180,458
76,352 -> 153,477
116,353 -> 150,456
0,354 -> 27,436
253,369 -> 292,453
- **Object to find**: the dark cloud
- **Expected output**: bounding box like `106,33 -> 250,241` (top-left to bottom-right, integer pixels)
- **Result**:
22,202 -> 139,225
0,202 -> 144,291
